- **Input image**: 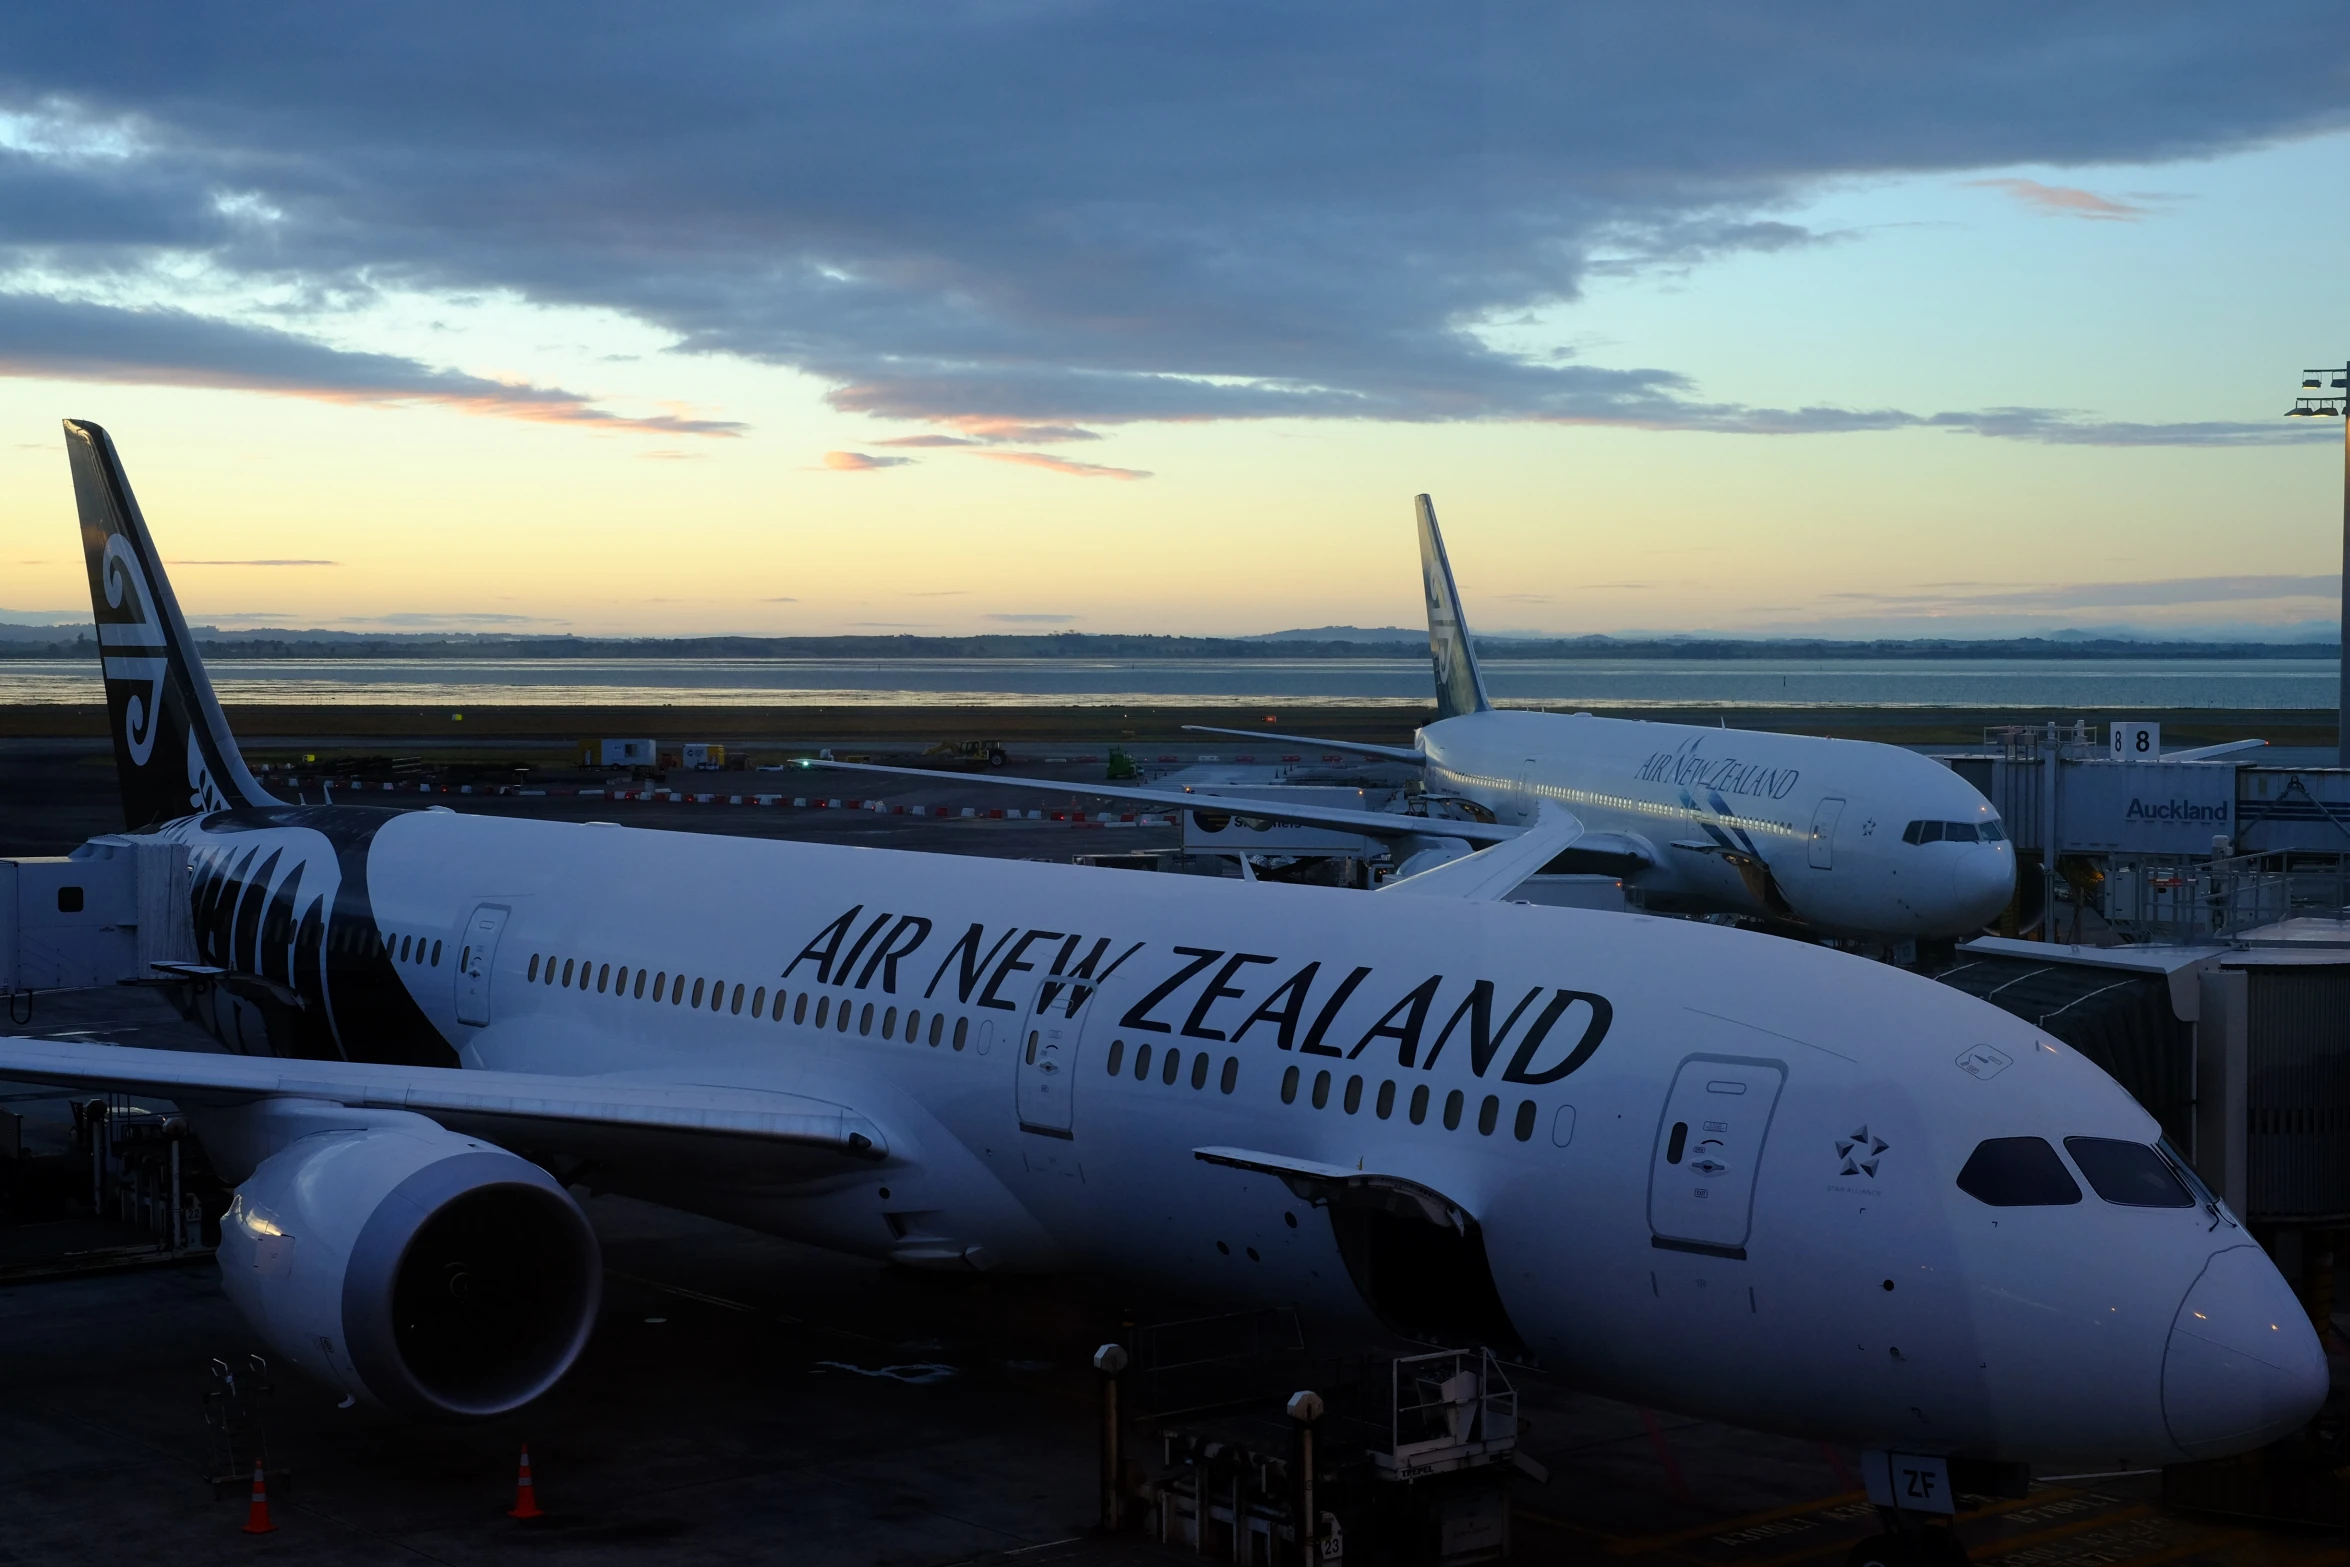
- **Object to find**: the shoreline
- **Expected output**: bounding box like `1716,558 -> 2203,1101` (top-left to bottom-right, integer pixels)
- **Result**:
0,702 -> 2332,751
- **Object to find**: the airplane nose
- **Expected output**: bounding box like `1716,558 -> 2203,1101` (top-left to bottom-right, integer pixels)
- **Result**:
2162,1245 -> 2329,1460
1950,847 -> 2015,926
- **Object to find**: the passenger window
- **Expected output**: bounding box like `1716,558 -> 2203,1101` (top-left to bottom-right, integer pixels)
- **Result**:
1666,1122 -> 1688,1164
795,992 -> 808,1024
431,941 -> 442,966
1442,1089 -> 1463,1130
1342,1075 -> 1363,1114
1190,1054 -> 1209,1090
815,997 -> 830,1027
1220,1057 -> 1237,1095
561,957 -> 573,986
899,1007 -> 914,1040
753,987 -> 765,1016
1133,1043 -> 1152,1079
1025,1030 -> 1039,1064
838,1002 -> 852,1033
1311,1070 -> 1331,1109
614,966 -> 628,993
636,970 -> 648,1000
1477,1095 -> 1499,1136
1107,1040 -> 1126,1077
1956,1137 -> 2083,1206
547,956 -> 560,986
598,963 -> 611,993
1280,1064 -> 1298,1103
953,1016 -> 968,1050
653,971 -> 666,1000
928,1013 -> 943,1047
1408,1084 -> 1429,1124
773,990 -> 787,1021
1374,1081 -> 1395,1119
404,936 -> 415,962
528,954 -> 540,982
691,978 -> 705,1007
1514,1101 -> 1537,1141
1163,1049 -> 1181,1086
880,1005 -> 895,1037
2064,1137 -> 2195,1208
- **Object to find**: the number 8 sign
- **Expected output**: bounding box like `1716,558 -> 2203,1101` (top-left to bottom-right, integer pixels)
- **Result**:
2109,721 -> 2160,762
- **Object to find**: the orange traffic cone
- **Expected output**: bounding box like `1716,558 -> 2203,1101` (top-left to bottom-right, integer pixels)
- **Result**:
506,1444 -> 545,1520
241,1461 -> 277,1534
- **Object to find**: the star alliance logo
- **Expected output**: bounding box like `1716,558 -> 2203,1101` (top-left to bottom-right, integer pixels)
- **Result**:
1837,1126 -> 1888,1178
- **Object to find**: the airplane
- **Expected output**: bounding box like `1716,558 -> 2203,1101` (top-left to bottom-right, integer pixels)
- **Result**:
816,497 -> 2019,941
1,423 -> 2322,1541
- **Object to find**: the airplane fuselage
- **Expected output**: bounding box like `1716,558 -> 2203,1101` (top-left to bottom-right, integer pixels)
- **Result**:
156,802 -> 2310,1465
1420,711 -> 2016,937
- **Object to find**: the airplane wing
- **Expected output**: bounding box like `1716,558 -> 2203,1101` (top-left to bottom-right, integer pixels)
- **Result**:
1194,1146 -> 1475,1228
2166,739 -> 2266,761
803,759 -> 1519,845
1380,801 -> 1583,900
1179,725 -> 1423,764
0,1038 -> 889,1183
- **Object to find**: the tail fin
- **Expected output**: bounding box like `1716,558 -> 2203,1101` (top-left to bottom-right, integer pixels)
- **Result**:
1415,494 -> 1491,721
65,419 -> 280,827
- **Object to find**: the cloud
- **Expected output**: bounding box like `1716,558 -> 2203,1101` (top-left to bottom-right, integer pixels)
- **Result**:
758,595 -> 799,602
0,8 -> 2343,442
820,449 -> 914,470
984,611 -> 1078,624
0,295 -> 743,436
1967,177 -> 2146,221
875,434 -> 981,448
973,450 -> 1152,480
1825,574 -> 2340,612
170,558 -> 336,566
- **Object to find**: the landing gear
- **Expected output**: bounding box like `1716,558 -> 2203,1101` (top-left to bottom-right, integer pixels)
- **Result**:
1846,1523 -> 1969,1567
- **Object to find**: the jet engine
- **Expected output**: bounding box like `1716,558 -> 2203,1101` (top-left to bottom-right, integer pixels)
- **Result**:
216,1114 -> 601,1418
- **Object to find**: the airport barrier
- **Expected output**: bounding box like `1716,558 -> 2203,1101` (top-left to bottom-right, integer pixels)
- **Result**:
266,777 -> 1170,826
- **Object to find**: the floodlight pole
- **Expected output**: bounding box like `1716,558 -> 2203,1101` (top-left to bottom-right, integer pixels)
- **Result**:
2286,364 -> 2350,767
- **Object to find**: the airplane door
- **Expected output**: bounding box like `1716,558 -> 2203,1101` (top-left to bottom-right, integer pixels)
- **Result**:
1648,1055 -> 1785,1257
1807,797 -> 1846,870
454,903 -> 510,1026
1015,969 -> 1102,1137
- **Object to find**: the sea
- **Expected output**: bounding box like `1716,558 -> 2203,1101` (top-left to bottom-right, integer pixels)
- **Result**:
0,657 -> 2335,709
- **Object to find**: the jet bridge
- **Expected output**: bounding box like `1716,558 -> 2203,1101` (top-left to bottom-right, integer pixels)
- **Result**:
1943,724 -> 2350,943
0,836 -> 197,998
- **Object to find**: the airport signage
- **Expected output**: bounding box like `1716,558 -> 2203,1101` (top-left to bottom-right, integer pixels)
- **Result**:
2109,720 -> 2160,762
2058,760 -> 2235,854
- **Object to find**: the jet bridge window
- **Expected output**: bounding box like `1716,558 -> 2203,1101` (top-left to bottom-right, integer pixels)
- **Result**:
1956,1137 -> 2083,1206
2063,1137 -> 2195,1208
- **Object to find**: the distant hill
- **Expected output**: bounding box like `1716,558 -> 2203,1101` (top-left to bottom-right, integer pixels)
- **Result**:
0,628 -> 2336,661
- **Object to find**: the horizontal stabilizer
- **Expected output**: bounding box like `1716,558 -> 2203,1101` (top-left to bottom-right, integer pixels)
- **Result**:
805,759 -> 1517,844
1380,801 -> 1584,900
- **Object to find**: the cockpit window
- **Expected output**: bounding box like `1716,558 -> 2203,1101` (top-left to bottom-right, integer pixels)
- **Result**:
1956,1137 -> 2082,1206
1904,819 -> 2005,845
2064,1137 -> 2195,1208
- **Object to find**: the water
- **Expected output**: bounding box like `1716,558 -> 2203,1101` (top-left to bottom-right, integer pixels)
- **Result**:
0,657 -> 2333,708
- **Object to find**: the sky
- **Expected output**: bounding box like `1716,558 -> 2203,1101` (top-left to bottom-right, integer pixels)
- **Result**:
0,5 -> 2346,641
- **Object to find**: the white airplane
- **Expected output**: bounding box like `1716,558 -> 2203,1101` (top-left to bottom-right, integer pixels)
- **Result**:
820,497 -> 2018,941
3,425 -> 2321,1526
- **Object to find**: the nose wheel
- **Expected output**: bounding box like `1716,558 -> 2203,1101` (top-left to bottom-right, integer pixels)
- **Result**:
1846,1526 -> 1969,1567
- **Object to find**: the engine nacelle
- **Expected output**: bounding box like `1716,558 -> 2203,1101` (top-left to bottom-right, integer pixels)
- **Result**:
216,1112 -> 601,1418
